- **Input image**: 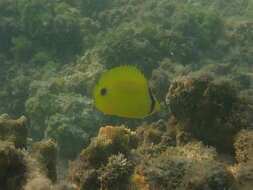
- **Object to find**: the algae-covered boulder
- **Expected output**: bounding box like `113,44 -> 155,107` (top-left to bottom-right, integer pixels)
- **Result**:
0,114 -> 28,148
134,142 -> 236,190
78,125 -> 137,168
0,141 -> 27,189
53,182 -> 78,190
166,74 -> 253,152
23,177 -> 53,190
136,120 -> 167,146
150,58 -> 191,101
234,129 -> 253,163
230,161 -> 253,190
68,125 -> 138,190
0,139 -> 59,190
32,139 -> 57,182
99,153 -> 133,190
166,74 -> 237,122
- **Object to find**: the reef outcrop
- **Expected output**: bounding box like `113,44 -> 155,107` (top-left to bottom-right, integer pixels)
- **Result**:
166,74 -> 253,152
2,73 -> 253,190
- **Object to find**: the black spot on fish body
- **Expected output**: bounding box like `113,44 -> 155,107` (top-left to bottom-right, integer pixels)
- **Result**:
100,88 -> 107,96
148,88 -> 155,113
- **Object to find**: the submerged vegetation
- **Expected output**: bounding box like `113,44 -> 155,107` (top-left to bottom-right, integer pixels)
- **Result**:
1,0 -> 253,189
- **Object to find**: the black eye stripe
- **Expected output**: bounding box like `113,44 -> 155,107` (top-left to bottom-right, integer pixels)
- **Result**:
100,88 -> 107,96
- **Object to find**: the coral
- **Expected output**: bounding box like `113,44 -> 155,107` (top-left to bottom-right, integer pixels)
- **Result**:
99,153 -> 133,190
234,129 -> 253,163
0,141 -> 27,190
166,74 -> 252,152
33,139 -> 58,182
0,114 -> 28,148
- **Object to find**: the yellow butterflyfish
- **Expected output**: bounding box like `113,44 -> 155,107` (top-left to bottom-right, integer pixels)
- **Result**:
93,65 -> 160,118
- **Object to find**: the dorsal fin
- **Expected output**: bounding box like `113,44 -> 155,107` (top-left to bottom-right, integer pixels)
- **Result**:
97,65 -> 148,87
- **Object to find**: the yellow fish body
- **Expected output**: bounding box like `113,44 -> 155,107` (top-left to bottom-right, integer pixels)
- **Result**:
93,66 -> 160,118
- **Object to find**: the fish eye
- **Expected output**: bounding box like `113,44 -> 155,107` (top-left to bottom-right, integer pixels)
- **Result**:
100,88 -> 107,96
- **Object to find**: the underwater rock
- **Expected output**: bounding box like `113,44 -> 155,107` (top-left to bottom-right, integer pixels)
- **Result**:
64,121 -> 244,190
166,74 -> 253,152
68,125 -> 137,190
69,164 -> 100,190
0,114 -> 28,148
230,161 -> 253,190
53,182 -> 78,190
69,126 -> 137,190
99,153 -> 133,190
136,120 -> 167,146
128,174 -> 151,190
0,141 -> 27,190
150,58 -> 190,101
166,74 -> 237,123
234,129 -> 253,163
23,177 -> 53,190
33,139 -> 57,183
142,128 -> 163,145
80,125 -> 137,167
0,133 -> 54,190
0,140 -> 51,190
134,142 -> 236,190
